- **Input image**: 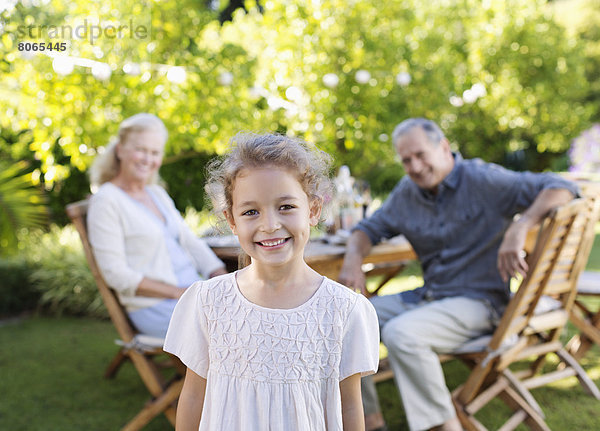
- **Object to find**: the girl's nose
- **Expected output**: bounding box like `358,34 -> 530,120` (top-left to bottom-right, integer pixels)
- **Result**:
261,210 -> 281,232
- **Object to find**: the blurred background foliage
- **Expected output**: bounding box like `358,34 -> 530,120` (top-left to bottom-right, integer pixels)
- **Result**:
0,0 -> 599,254
0,160 -> 48,252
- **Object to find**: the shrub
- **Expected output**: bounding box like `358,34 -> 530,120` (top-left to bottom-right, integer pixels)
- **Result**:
20,225 -> 106,318
0,256 -> 39,317
160,152 -> 214,213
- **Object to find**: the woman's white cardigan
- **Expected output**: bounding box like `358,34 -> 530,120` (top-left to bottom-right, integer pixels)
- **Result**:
87,182 -> 224,311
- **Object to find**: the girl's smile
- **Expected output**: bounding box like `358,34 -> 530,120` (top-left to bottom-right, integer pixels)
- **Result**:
256,237 -> 290,248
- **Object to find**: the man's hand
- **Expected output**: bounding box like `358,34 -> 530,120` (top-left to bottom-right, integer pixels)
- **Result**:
497,218 -> 530,283
338,259 -> 368,295
338,230 -> 373,296
498,188 -> 575,283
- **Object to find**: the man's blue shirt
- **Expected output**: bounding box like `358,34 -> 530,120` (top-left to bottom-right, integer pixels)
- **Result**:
355,154 -> 578,312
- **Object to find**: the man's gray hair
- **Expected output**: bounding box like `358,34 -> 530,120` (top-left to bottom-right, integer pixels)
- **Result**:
391,118 -> 445,146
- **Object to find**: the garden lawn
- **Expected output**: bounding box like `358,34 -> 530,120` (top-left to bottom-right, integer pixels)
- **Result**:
0,317 -> 170,431
1,313 -> 599,431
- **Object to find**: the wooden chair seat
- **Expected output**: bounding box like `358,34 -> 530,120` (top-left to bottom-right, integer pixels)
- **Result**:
66,200 -> 184,431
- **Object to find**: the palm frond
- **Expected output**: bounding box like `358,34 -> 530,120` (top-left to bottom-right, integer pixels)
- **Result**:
0,161 -> 49,254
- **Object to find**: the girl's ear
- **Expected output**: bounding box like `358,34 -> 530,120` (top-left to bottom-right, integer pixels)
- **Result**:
224,209 -> 237,234
309,197 -> 323,227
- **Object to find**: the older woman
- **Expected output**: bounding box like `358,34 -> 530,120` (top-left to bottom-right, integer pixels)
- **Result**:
87,113 -> 226,337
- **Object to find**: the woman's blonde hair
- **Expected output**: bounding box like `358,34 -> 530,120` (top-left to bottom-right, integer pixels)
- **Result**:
89,113 -> 168,188
205,132 -> 333,215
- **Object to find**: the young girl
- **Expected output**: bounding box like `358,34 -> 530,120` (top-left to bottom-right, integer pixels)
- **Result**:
164,133 -> 379,431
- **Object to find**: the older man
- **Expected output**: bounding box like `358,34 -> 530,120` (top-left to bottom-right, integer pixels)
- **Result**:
338,118 -> 578,431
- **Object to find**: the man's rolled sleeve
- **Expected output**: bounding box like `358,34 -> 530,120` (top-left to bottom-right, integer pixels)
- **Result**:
353,182 -> 406,245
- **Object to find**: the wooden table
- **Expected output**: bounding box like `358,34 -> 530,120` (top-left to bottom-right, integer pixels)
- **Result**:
305,236 -> 416,280
205,234 -> 417,280
207,224 -> 544,280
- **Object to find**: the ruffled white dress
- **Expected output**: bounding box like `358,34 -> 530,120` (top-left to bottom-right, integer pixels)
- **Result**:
164,272 -> 379,431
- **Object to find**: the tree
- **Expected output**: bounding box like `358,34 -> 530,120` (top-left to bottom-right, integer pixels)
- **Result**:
550,0 -> 600,123
206,0 -> 591,180
0,0 -> 594,211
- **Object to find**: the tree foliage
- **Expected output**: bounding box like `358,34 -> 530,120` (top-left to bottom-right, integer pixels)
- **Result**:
0,0 -> 595,216
208,0 -> 591,180
551,0 -> 600,122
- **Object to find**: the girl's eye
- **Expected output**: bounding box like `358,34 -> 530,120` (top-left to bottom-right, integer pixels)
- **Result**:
280,204 -> 295,211
242,209 -> 258,216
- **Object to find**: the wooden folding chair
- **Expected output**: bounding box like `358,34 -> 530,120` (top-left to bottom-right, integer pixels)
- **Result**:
449,199 -> 592,431
66,200 -> 185,431
509,195 -> 600,401
565,184 -> 600,362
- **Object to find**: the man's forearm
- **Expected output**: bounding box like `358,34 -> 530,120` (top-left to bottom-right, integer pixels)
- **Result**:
344,230 -> 373,264
338,230 -> 374,292
516,188 -> 575,230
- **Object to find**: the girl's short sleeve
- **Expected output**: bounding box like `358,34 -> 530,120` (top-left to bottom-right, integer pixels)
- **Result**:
164,281 -> 210,377
340,295 -> 380,380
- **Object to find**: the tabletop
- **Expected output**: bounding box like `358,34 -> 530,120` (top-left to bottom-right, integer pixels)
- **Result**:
205,222 -> 543,283
205,234 -> 417,280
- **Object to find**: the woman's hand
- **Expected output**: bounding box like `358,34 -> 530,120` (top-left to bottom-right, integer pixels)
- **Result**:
136,278 -> 185,299
209,267 -> 228,278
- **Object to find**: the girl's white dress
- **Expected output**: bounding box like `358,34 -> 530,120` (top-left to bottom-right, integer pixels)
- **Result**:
164,272 -> 379,431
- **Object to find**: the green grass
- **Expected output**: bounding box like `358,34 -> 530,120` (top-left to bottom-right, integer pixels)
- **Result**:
1,315 -> 598,430
374,321 -> 600,430
0,317 -> 171,431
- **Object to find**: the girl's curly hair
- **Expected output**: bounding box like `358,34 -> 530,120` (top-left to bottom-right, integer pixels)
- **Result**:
205,132 -> 333,215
